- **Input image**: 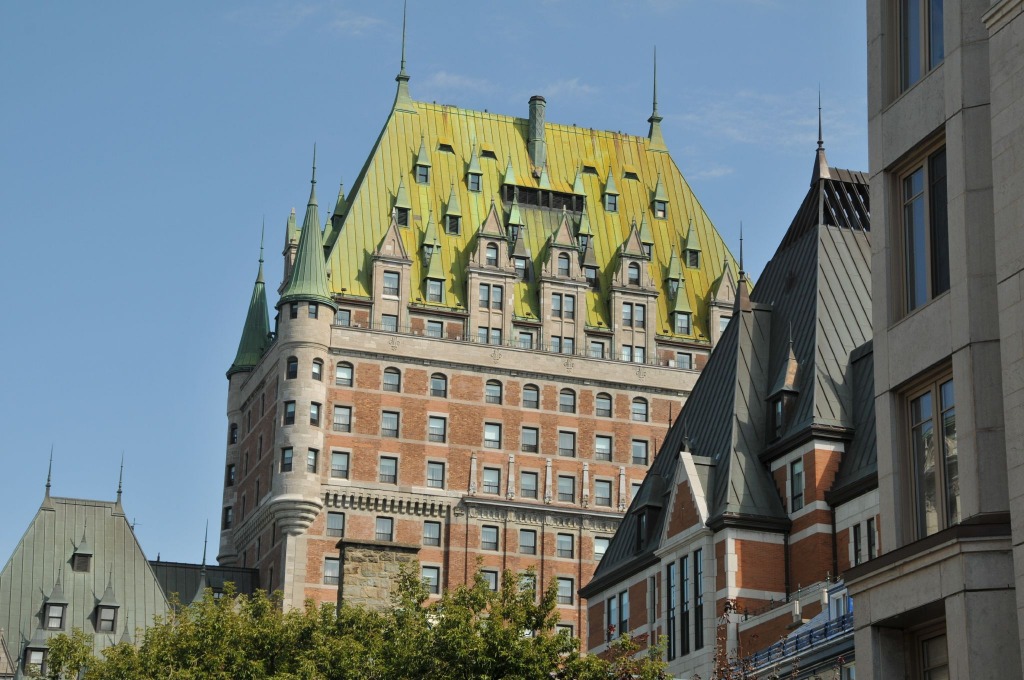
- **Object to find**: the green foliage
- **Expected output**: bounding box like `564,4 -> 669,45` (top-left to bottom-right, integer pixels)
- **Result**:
45,568 -> 669,680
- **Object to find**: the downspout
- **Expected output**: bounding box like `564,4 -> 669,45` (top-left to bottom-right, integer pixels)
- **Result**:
784,533 -> 791,601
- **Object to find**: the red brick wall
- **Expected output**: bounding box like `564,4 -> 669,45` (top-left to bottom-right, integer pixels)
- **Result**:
666,480 -> 701,538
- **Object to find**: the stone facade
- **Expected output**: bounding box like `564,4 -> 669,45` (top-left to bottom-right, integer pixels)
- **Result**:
847,1 -> 1024,678
337,540 -> 420,610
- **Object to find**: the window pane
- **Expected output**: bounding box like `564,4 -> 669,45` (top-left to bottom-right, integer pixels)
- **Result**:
423,521 -> 441,546
928,0 -> 944,69
901,0 -> 922,89
929,149 -> 949,297
558,431 -> 576,457
427,462 -> 445,487
521,472 -> 538,498
595,435 -> 612,461
911,390 -> 938,536
375,517 -> 393,541
595,480 -> 612,506
327,512 -> 345,537
522,427 -> 538,453
331,451 -> 349,478
941,380 -> 959,525
380,457 -> 398,484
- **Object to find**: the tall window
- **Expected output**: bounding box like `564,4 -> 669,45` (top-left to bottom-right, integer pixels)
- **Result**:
336,362 -> 353,387
902,147 -> 948,314
421,566 -> 441,594
557,475 -> 575,503
312,359 -> 323,381
558,431 -> 576,457
521,427 -> 539,453
557,577 -> 574,605
523,384 -> 540,409
286,356 -> 298,379
559,389 -> 576,413
306,448 -> 318,473
909,377 -> 958,537
595,537 -> 609,561
323,557 -> 340,585
381,411 -> 400,438
680,554 -> 690,655
675,312 -> 692,335
628,263 -> 640,285
327,512 -> 345,537
427,461 -> 445,488
430,373 -> 448,397
45,603 -> 66,630
423,521 -> 441,546
595,435 -> 612,461
693,549 -> 704,649
382,271 -> 400,297
333,405 -> 352,432
428,416 -> 447,443
280,448 -> 293,472
596,393 -> 612,417
595,479 -> 612,507
446,214 -> 461,235
335,309 -> 351,326
97,606 -> 118,633
426,279 -> 444,302
791,459 -> 805,512
283,401 -> 296,425
481,525 -> 499,551
564,295 -> 575,320
485,380 -> 503,404
520,529 -> 537,554
484,423 -> 502,449
631,398 -> 648,422
379,456 -> 398,484
485,243 -> 498,266
521,471 -> 539,499
482,467 -> 501,494
552,293 -> 562,318
375,516 -> 394,541
899,0 -> 944,92
666,562 -> 677,660
558,253 -> 570,277
309,402 -> 321,426
331,451 -> 349,479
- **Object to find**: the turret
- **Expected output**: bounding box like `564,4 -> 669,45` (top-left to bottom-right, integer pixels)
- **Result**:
227,233 -> 272,378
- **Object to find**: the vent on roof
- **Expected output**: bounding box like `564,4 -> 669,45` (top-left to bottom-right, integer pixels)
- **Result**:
624,171 -> 639,181
481,149 -> 498,160
438,143 -> 455,154
582,164 -> 598,175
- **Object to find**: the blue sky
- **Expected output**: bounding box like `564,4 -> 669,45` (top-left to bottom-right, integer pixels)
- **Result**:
0,1 -> 867,563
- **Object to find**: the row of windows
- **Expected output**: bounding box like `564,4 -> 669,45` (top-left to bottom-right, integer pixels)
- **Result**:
664,549 -> 705,659
41,602 -> 119,634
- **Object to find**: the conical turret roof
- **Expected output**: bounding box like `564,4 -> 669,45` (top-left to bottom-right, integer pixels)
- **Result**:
425,234 -> 445,280
394,178 -> 412,212
638,212 -> 654,245
228,239 -> 271,376
684,218 -> 701,255
445,184 -> 461,217
666,246 -> 683,282
280,155 -> 336,310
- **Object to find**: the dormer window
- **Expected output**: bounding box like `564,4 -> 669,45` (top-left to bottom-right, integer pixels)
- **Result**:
605,194 -> 618,212
668,279 -> 680,298
481,148 -> 498,160
654,200 -> 667,219
584,267 -> 598,286
45,603 -> 66,630
415,166 -> 429,184
446,215 -> 461,235
558,253 -> 571,277
72,552 -> 91,573
468,174 -> 481,192
674,312 -> 691,335
485,243 -> 499,267
509,224 -> 521,243
624,171 -> 640,181
579,235 -> 590,252
426,280 -> 444,303
396,207 -> 410,227
772,397 -> 785,441
686,249 -> 700,268
24,648 -> 47,676
97,606 -> 118,633
642,244 -> 652,259
628,263 -> 641,286
514,258 -> 528,280
438,143 -> 455,154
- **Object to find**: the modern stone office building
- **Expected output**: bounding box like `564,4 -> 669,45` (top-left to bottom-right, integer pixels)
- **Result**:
846,0 -> 1024,677
217,43 -> 741,641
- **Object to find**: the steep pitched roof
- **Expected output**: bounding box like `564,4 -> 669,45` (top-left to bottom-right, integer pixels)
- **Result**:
280,168 -> 336,309
323,97 -> 737,336
149,561 -> 260,606
584,147 -> 871,594
228,250 -> 271,377
0,627 -> 14,678
0,497 -> 168,661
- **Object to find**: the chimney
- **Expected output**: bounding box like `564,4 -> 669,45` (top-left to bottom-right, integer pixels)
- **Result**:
528,95 -> 546,174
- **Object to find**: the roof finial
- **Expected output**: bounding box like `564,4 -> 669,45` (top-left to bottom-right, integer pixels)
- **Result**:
116,452 -> 124,503
652,46 -> 659,116
311,143 -> 317,186
45,445 -> 53,498
739,221 -> 745,273
399,0 -> 408,77
817,87 -> 823,150
201,520 -> 208,568
647,46 -> 666,152
392,0 -> 415,112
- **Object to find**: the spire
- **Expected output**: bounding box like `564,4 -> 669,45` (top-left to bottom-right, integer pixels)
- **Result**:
258,221 -> 265,284
46,570 -> 68,606
116,453 -> 124,505
648,47 -> 666,152
666,245 -> 684,283
736,223 -> 751,312
201,520 -> 208,567
811,90 -> 830,185
98,567 -> 119,608
280,149 -> 336,310
425,232 -> 446,281
638,211 -> 654,246
393,1 -> 415,113
739,221 -> 744,273
506,194 -> 523,227
332,179 -> 346,221
394,178 -> 412,212
43,446 -> 53,507
228,232 -> 273,376
193,521 -> 209,604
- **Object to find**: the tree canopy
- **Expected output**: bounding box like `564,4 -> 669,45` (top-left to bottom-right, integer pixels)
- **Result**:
41,568 -> 669,680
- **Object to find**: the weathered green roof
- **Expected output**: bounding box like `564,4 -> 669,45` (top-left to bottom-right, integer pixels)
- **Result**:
502,157 -> 516,185
685,218 -> 702,254
425,236 -> 445,280
572,167 -> 586,195
394,178 -> 412,211
467,146 -> 482,176
672,282 -> 694,315
638,211 -> 654,244
604,168 -> 619,196
666,246 -> 683,282
415,136 -> 431,167
280,165 -> 336,310
228,250 -> 271,376
445,184 -> 461,217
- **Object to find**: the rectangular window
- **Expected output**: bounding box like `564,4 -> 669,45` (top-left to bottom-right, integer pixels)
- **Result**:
919,630 -> 949,680
622,303 -> 632,327
595,537 -> 609,560
633,346 -> 645,363
491,284 -> 504,309
336,363 -> 353,386
558,431 -> 576,457
680,554 -> 690,655
595,479 -> 612,507
478,326 -> 488,344
482,570 -> 498,591
909,376 -> 958,537
383,369 -> 401,392
97,606 -> 117,633
327,512 -> 345,537
426,320 -> 443,338
521,471 -> 539,499
379,456 -> 398,484
484,423 -> 502,449
396,207 -> 410,227
675,312 -> 692,335
557,475 -> 575,503
468,174 -> 481,192
490,328 -> 502,345
631,440 -> 649,466
902,146 -> 949,314
308,303 -> 318,319
381,314 -> 398,332
899,0 -> 944,92
618,590 -> 629,638
421,565 -> 440,594
306,448 -> 318,473
654,200 -> 667,219
333,405 -> 351,432
552,293 -> 562,318
867,517 -> 877,559
289,302 -> 299,319
383,271 -> 400,297
481,525 -> 499,551
45,604 -> 65,630
280,448 -> 293,472
634,304 -> 645,328
589,340 -> 605,359
693,549 -> 704,649
381,411 -> 400,438
375,516 -> 394,541
791,459 -> 805,512
607,595 -> 619,640
324,557 -> 339,585
518,331 -> 534,350
564,295 -> 575,320
283,401 -> 295,425
521,427 -> 539,453
605,194 -> 618,212
335,309 -> 351,326
595,435 -> 612,461
853,523 -> 863,566
446,215 -> 461,236
331,451 -> 349,479
677,352 -> 694,370
423,521 -> 441,546
479,284 -> 490,308
520,528 -> 537,555
225,464 -> 236,487
310,402 -> 321,427
482,467 -> 501,494
415,165 -> 429,184
557,577 -> 574,605
428,416 -> 447,443
556,533 -> 574,558
666,562 -> 677,660
427,461 -> 445,488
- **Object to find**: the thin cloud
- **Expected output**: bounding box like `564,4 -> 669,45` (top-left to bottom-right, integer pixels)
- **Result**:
327,12 -> 383,36
225,2 -> 382,40
422,71 -> 495,95
689,166 -> 735,180
536,78 -> 599,100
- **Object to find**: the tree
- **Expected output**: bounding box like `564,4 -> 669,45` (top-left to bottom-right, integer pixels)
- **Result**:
45,568 -> 669,679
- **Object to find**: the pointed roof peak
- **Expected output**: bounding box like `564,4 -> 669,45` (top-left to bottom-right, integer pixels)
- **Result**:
416,135 -> 431,167
333,178 -> 346,216
257,220 -> 266,283
811,91 -> 830,185
44,445 -> 53,501
393,0 -> 415,112
647,47 -> 667,152
230,226 -> 273,376
307,144 -> 318,207
116,452 -> 124,505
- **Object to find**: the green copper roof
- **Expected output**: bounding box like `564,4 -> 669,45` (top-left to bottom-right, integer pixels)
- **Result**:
572,167 -> 586,195
280,162 -> 336,310
576,205 -> 593,236
283,208 -> 297,250
467,146 -> 482,175
394,178 -> 412,211
422,211 -> 438,246
672,281 -> 694,315
228,249 -> 271,376
425,236 -> 445,280
604,168 -> 619,196
666,246 -> 683,281
506,195 -> 523,226
502,157 -> 516,185
638,211 -> 654,244
538,165 -> 551,189
415,136 -> 432,167
653,172 -> 669,202
333,180 -> 347,217
685,218 -> 702,254
445,184 -> 462,217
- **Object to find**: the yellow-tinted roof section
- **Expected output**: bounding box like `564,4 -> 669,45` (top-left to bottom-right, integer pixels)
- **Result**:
325,99 -> 738,341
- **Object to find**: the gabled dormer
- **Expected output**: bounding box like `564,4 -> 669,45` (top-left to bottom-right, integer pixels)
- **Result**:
414,136 -> 431,184
471,201 -> 512,272
96,571 -> 120,633
502,156 -> 516,202
543,208 -> 582,281
466,146 -> 483,193
612,220 -> 655,290
423,233 -> 446,304
505,195 -> 524,245
376,212 -> 412,262
393,178 -> 412,227
767,336 -> 800,442
651,172 -> 669,220
537,165 -> 551,190
572,166 -> 586,197
637,212 -> 654,259
668,251 -> 693,336
603,168 -> 619,212
684,218 -> 701,268
581,235 -> 600,289
421,211 -> 438,261
510,216 -> 532,281
328,178 -> 346,237
444,184 -> 462,235
43,572 -> 68,631
72,527 -> 93,573
576,205 -> 594,255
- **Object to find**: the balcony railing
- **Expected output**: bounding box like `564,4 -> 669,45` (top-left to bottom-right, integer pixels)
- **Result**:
521,443 -> 539,453
379,473 -> 397,484
742,613 -> 854,671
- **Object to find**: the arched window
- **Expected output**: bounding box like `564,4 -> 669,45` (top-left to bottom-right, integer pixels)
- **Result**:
383,367 -> 401,392
430,373 -> 448,398
486,243 -> 499,267
523,384 -> 540,409
335,362 -> 353,387
559,389 -> 576,414
628,263 -> 641,285
631,398 -> 649,422
286,356 -> 298,380
558,253 -> 571,277
595,393 -> 612,418
312,359 -> 323,381
485,380 -> 503,404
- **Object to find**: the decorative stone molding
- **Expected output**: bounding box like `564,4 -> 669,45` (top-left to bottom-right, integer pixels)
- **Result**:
323,489 -> 452,518
268,494 -> 324,536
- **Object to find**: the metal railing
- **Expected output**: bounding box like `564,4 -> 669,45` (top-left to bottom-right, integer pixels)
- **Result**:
742,613 -> 854,670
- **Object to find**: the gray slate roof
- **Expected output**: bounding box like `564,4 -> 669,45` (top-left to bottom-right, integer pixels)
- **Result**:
583,147 -> 873,596
149,561 -> 260,605
0,496 -> 168,672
